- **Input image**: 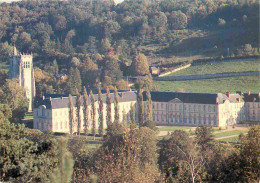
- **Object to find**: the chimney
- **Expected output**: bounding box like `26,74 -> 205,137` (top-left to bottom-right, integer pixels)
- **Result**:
226,92 -> 230,98
236,91 -> 243,96
216,97 -> 219,104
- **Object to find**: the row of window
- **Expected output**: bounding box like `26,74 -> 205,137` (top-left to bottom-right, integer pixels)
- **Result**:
151,103 -> 217,112
23,62 -> 31,68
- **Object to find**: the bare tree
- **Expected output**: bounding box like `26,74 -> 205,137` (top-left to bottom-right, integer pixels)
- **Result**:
176,142 -> 205,183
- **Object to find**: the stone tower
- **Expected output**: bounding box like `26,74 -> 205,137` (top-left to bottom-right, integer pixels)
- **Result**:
9,47 -> 36,112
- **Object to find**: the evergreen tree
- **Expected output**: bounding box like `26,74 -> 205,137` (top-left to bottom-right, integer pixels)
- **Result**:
146,90 -> 153,122
130,103 -> 136,130
83,86 -> 89,136
90,90 -> 96,140
98,87 -> 104,137
138,90 -> 144,127
53,59 -> 59,76
51,138 -> 74,183
106,88 -> 112,127
75,88 -> 81,135
68,94 -> 75,135
122,108 -> 127,128
66,67 -> 82,94
114,87 -> 120,124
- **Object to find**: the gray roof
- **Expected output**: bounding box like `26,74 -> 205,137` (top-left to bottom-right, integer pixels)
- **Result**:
243,93 -> 260,102
36,90 -> 237,110
36,91 -> 137,109
143,91 -> 230,104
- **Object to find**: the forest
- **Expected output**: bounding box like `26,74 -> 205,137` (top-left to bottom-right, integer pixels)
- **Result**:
0,0 -> 260,182
0,0 -> 259,97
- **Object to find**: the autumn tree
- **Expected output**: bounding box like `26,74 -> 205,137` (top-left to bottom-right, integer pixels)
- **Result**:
68,94 -> 75,135
195,125 -> 214,150
75,88 -> 81,135
83,86 -> 89,136
79,57 -> 98,87
66,67 -> 82,94
168,11 -> 188,30
137,90 -> 144,127
135,75 -> 155,90
130,53 -> 149,76
51,138 -> 74,183
98,87 -> 104,137
90,90 -> 96,140
158,130 -> 206,182
216,126 -> 260,182
0,79 -> 28,123
0,112 -> 60,182
95,127 -> 161,182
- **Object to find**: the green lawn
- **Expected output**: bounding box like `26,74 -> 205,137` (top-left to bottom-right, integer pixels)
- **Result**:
214,130 -> 247,138
154,75 -> 260,93
158,126 -> 192,131
169,60 -> 260,76
24,112 -> 34,119
217,136 -> 240,143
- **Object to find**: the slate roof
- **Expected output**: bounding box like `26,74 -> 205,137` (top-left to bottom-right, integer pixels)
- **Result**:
143,91 -> 230,104
243,93 -> 260,102
36,91 -> 137,109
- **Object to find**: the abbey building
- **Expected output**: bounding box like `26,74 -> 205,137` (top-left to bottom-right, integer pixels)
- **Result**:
33,90 -> 260,133
9,47 -> 36,112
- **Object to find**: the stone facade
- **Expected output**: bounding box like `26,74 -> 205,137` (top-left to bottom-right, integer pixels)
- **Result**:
33,91 -> 260,133
33,91 -> 137,133
9,47 -> 36,112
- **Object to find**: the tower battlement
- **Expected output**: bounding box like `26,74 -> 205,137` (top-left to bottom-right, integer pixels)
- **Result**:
9,47 -> 36,112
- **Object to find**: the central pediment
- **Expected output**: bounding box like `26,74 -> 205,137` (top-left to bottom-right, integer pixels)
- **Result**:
168,98 -> 183,103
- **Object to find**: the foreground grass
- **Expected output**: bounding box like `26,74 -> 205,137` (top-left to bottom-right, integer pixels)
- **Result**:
169,60 -> 260,76
158,126 -> 192,131
154,75 -> 260,93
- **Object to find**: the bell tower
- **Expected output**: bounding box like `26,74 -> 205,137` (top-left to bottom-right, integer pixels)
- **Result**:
9,47 -> 36,112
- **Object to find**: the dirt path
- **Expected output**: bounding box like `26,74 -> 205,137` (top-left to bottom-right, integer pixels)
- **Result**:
158,64 -> 191,77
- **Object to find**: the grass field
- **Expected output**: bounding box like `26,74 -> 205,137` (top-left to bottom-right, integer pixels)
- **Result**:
154,75 -> 260,93
214,130 -> 247,138
158,125 -> 249,143
218,136 -> 239,143
169,60 -> 260,76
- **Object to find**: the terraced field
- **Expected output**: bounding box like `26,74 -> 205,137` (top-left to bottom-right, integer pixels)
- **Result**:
168,60 -> 260,76
154,75 -> 260,93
